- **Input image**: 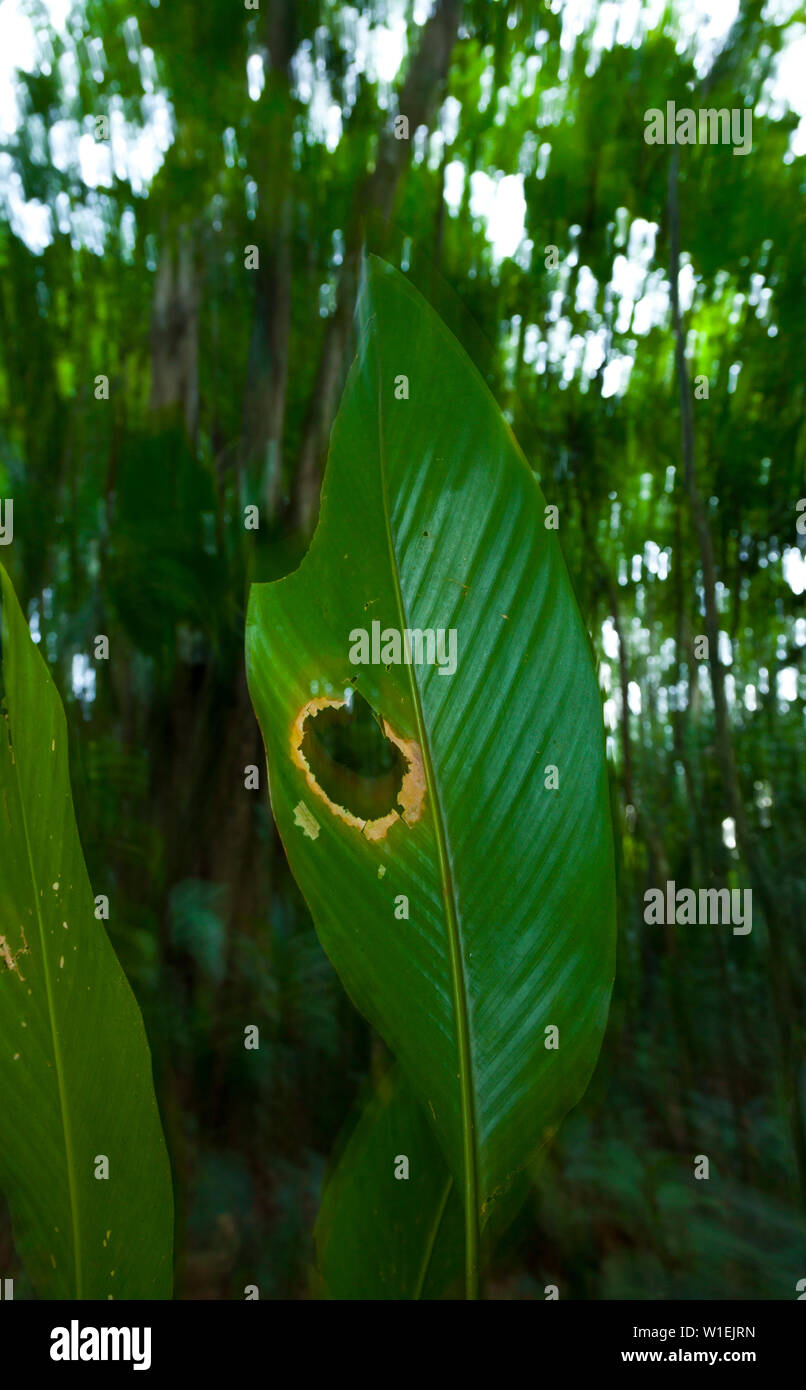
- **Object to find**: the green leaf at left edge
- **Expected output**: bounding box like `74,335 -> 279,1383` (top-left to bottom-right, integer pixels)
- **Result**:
246,255 -> 616,1295
0,563 -> 173,1298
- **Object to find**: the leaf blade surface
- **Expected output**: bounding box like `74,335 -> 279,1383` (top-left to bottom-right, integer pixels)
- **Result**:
0,563 -> 173,1299
246,257 -> 616,1282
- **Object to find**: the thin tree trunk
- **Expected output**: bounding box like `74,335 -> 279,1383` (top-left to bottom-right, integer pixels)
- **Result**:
291,0 -> 462,532
149,226 -> 199,444
577,491 -> 669,882
671,503 -> 708,882
431,146 -> 448,299
240,0 -> 297,521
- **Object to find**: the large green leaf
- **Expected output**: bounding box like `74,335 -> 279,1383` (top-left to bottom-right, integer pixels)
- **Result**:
0,563 -> 173,1298
246,256 -> 616,1295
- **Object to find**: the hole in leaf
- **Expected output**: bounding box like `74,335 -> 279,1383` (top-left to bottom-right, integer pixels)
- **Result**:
300,689 -> 407,822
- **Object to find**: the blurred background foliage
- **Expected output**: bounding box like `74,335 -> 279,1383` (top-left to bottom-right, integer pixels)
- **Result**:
1,0 -> 805,1298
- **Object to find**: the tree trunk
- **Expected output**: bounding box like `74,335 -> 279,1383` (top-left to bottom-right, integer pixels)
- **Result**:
240,0 -> 297,521
149,227 -> 199,445
291,0 -> 462,532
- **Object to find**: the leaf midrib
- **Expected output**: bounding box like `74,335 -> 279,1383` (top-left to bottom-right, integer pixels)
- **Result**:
370,300 -> 481,1300
4,615 -> 83,1298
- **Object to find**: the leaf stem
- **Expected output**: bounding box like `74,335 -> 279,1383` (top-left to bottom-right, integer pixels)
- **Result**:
413,1174 -> 453,1300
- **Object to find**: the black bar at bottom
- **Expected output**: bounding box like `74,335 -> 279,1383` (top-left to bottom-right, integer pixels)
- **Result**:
1,1297 -> 800,1376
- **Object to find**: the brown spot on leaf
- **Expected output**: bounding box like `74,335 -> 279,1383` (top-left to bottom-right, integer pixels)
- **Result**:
290,695 -> 426,841
0,925 -> 29,982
